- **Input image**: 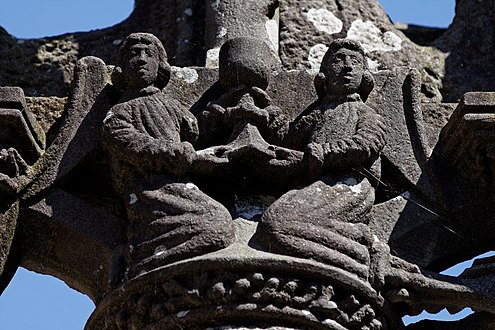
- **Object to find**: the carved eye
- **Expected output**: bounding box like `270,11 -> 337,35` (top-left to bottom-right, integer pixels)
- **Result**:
145,49 -> 155,57
349,56 -> 360,65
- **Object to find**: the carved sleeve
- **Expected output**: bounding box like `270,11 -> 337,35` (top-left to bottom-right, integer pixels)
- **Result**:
285,110 -> 320,151
179,107 -> 200,145
102,106 -> 193,176
254,105 -> 290,145
322,109 -> 387,170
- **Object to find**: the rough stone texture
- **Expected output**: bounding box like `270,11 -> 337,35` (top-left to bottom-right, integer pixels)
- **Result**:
24,56 -> 112,199
86,251 -> 390,330
434,0 -> 495,102
277,0 -> 445,103
0,202 -> 18,293
368,68 -> 431,189
0,0 -> 471,103
3,1 -> 495,328
21,189 -> 124,302
25,96 -> 66,137
102,33 -> 235,280
0,87 -> 45,292
205,0 -> 279,65
393,92 -> 495,269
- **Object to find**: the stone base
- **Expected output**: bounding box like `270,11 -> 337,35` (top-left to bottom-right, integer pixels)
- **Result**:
86,242 -> 398,330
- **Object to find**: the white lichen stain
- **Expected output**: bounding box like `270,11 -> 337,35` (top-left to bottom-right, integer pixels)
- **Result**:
347,19 -> 402,53
367,57 -> 381,73
206,47 -> 221,68
217,27 -> 227,38
185,182 -> 198,190
177,310 -> 190,318
154,246 -> 167,256
322,319 -> 347,330
171,66 -> 199,84
308,43 -> 329,72
196,147 -> 216,157
336,177 -> 363,194
266,18 -> 279,53
103,111 -> 114,124
129,193 -> 138,204
113,39 -> 122,46
306,8 -> 343,35
184,8 -> 193,16
234,195 -> 275,220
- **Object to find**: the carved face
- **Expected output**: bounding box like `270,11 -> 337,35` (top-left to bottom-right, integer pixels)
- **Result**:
122,42 -> 160,89
322,47 -> 365,95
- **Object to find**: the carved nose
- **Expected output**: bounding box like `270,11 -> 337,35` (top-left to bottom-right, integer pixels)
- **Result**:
344,57 -> 353,68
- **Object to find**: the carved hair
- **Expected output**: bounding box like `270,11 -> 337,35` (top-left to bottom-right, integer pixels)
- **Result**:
314,39 -> 374,101
113,33 -> 171,90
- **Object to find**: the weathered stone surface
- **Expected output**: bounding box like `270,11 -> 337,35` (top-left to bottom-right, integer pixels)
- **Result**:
205,0 -> 279,66
0,0 -> 451,103
24,56 -> 112,199
1,0 -> 495,105
276,0 -> 446,104
86,252 -> 391,330
3,1 -> 495,327
25,96 -> 66,136
102,33 -> 235,280
368,68 -> 431,189
0,87 -> 45,292
434,0 -> 495,102
21,189 -> 124,302
0,201 -> 18,293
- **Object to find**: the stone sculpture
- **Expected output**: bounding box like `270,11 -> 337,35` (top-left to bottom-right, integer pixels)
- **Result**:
256,39 -> 389,289
102,33 -> 235,279
200,37 -> 286,146
4,1 -> 495,328
195,37 -> 304,196
0,87 -> 45,292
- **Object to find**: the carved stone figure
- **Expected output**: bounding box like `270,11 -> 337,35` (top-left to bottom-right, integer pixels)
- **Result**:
201,37 -> 286,147
0,87 -> 45,292
5,2 -> 495,326
256,39 -> 389,288
102,33 -> 235,279
195,37 -> 308,201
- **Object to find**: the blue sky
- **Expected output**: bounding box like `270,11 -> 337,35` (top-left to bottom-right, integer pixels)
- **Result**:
0,0 -> 465,329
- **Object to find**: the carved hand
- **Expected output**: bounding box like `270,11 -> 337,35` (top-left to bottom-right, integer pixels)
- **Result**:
304,143 -> 324,180
225,93 -> 269,127
0,148 -> 28,178
178,141 -> 196,166
165,141 -> 196,177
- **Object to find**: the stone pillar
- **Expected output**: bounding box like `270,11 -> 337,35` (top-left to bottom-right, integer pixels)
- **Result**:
205,0 -> 280,67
